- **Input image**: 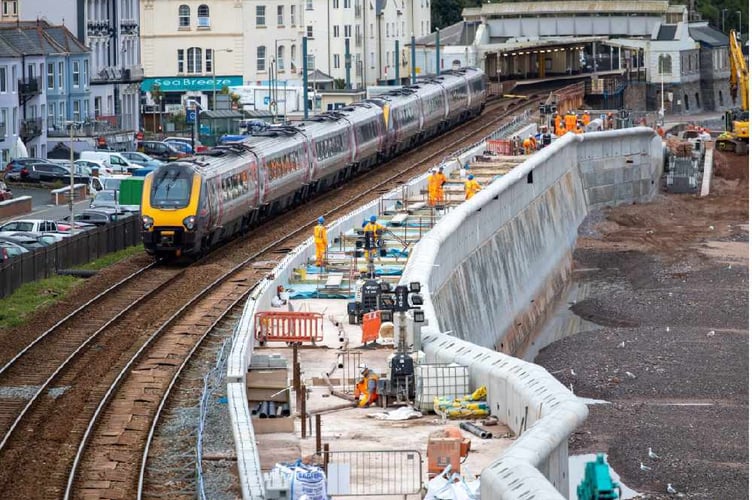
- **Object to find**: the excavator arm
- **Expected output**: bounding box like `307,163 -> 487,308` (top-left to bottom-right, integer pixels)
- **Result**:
728,30 -> 748,112
717,30 -> 749,153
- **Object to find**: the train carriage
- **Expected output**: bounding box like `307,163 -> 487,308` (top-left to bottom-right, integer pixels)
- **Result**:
413,79 -> 449,139
439,71 -> 471,127
298,114 -> 354,190
339,103 -> 385,170
464,67 -> 488,115
368,89 -> 423,157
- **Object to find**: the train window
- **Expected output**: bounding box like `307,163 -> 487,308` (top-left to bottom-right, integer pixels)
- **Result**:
151,168 -> 193,208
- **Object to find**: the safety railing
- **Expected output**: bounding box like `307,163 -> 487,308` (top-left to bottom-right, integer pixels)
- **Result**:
322,448 -> 423,496
254,310 -> 324,344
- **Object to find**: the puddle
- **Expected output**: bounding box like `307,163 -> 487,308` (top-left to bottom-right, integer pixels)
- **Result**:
569,453 -> 642,499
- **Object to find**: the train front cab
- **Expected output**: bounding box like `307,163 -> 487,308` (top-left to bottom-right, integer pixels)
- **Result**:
141,164 -> 203,259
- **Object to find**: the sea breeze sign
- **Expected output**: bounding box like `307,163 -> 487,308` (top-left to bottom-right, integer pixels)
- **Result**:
140,76 -> 243,92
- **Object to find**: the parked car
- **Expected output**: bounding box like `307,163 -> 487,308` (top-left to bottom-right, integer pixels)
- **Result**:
80,151 -> 135,174
3,157 -> 52,181
136,140 -> 186,161
3,231 -> 66,246
67,208 -> 125,226
0,233 -> 47,250
0,219 -> 62,233
24,163 -> 90,184
0,240 -> 29,260
75,159 -> 113,176
120,151 -> 164,168
0,180 -> 12,201
164,140 -> 194,155
164,136 -> 207,152
89,189 -> 120,211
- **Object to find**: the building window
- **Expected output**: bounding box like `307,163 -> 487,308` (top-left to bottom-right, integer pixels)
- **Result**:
0,67 -> 5,93
307,26 -> 313,38
58,102 -> 64,122
290,44 -> 297,72
277,5 -> 284,25
72,61 -> 80,87
333,25 -> 339,38
73,101 -> 80,121
12,107 -> 16,135
177,49 -> 185,73
344,24 -> 351,37
48,104 -> 54,127
291,5 -> 296,25
2,1 -> 17,16
84,60 -> 88,87
0,109 -> 6,137
344,0 -> 351,7
658,54 -> 671,74
277,45 -> 285,71
179,4 -> 190,27
306,0 -> 312,10
257,46 -> 266,72
333,54 -> 340,69
187,47 -> 202,74
718,90 -> 724,107
57,62 -> 63,88
333,0 -> 338,8
206,49 -> 213,73
256,6 -> 266,26
198,4 -> 210,27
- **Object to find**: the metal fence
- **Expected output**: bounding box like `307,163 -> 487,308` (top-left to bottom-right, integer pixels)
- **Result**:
323,448 -> 423,497
0,215 -> 142,299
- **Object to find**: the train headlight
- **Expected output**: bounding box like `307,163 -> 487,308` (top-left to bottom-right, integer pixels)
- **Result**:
183,216 -> 197,231
142,215 -> 153,230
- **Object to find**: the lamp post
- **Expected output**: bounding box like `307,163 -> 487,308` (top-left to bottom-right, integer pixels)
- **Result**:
65,121 -> 79,232
722,8 -> 728,32
273,38 -> 296,123
737,11 -> 742,38
212,48 -> 233,111
658,54 -> 666,125
185,99 -> 203,152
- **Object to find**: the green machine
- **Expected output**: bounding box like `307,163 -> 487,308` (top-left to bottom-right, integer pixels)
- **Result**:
577,454 -> 622,500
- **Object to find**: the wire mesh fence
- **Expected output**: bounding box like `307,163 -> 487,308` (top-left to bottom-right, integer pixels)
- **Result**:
323,448 -> 424,496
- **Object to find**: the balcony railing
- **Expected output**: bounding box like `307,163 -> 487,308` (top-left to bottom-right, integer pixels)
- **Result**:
87,19 -> 113,37
120,19 -> 138,35
47,115 -> 135,137
20,117 -> 43,141
18,77 -> 42,105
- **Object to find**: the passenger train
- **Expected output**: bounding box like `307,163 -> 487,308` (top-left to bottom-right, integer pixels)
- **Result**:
141,68 -> 487,259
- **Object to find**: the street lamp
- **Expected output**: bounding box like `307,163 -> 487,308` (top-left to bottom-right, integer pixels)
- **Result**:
737,11 -> 742,38
65,121 -> 81,232
658,54 -> 667,124
722,8 -> 728,33
273,38 -> 296,123
212,48 -> 233,111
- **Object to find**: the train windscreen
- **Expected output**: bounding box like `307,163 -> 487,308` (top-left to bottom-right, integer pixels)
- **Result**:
150,165 -> 193,209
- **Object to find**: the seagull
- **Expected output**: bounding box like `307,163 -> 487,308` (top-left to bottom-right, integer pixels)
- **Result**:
570,368 -> 577,377
667,483 -> 677,494
640,462 -> 652,471
666,326 -> 670,332
626,371 -> 636,379
707,330 -> 715,337
617,341 -> 625,348
649,447 -> 661,459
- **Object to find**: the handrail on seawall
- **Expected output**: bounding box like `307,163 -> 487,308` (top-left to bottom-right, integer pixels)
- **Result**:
401,127 -> 663,498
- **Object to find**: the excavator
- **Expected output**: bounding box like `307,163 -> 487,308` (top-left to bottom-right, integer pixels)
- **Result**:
716,30 -> 749,154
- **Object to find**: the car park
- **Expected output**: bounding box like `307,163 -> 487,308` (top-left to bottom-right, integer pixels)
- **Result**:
72,208 -> 127,226
0,240 -> 29,260
3,157 -> 53,181
0,180 -> 12,201
136,140 -> 185,161
121,151 -> 164,168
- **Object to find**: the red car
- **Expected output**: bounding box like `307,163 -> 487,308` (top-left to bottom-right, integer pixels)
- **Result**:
0,180 -> 12,201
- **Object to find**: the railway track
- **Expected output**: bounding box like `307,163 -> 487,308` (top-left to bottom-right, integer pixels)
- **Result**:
0,88 -> 544,499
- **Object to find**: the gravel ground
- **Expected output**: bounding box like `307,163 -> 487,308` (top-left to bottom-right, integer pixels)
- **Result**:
536,150 -> 749,499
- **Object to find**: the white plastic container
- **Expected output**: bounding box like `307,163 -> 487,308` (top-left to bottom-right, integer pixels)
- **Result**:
414,363 -> 470,412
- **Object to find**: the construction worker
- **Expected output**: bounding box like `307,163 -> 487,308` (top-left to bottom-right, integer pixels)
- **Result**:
529,134 -> 537,151
582,110 -> 591,126
606,112 -> 614,130
313,216 -> 327,267
435,166 -> 447,205
464,174 -> 482,200
354,364 -> 380,407
522,136 -> 532,154
363,215 -> 384,260
427,168 -> 439,206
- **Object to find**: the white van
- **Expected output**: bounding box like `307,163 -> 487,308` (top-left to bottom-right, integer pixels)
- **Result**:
80,151 -> 135,174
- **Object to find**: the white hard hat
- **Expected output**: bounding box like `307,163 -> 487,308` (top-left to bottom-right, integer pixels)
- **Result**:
358,363 -> 368,373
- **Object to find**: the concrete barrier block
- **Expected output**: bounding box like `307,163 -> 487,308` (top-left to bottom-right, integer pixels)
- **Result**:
0,195 -> 32,219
